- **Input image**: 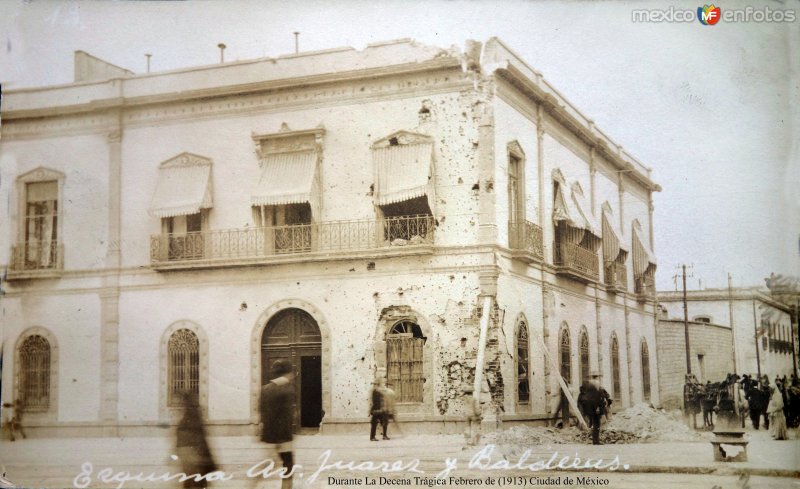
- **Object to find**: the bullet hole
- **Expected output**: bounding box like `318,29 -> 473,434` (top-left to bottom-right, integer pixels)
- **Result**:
461,338 -> 467,347
240,302 -> 248,311
389,137 -> 399,146
349,268 -> 356,272
373,292 -> 379,298
457,177 -> 463,184
368,183 -> 374,195
361,357 -> 365,361
486,180 -> 494,192
471,183 -> 480,191
367,262 -> 375,271
72,378 -> 77,383
296,282 -> 300,285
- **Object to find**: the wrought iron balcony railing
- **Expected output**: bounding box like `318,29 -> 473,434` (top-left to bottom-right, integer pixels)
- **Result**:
8,241 -> 64,278
634,274 -> 656,302
604,261 -> 628,293
508,220 -> 544,263
150,215 -> 435,266
553,241 -> 600,283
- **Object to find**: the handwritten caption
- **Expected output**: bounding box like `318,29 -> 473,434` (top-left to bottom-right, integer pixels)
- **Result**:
74,444 -> 628,489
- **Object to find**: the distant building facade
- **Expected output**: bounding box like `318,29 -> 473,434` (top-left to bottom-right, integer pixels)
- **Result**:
1,38 -> 660,437
657,288 -> 796,408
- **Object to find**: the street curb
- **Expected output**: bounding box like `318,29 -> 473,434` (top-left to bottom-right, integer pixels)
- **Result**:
617,465 -> 800,478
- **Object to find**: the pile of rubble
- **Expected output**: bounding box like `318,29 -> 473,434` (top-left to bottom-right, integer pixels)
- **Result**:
481,403 -> 708,449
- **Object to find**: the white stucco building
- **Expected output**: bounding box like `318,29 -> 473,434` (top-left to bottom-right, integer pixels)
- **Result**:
1,38 -> 661,437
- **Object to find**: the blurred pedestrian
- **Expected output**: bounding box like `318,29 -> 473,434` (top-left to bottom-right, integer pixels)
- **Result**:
760,375 -> 771,430
581,371 -> 604,445
382,381 -> 402,437
176,391 -> 217,488
258,359 -> 296,489
767,385 -> 787,440
2,399 -> 26,442
369,378 -> 387,441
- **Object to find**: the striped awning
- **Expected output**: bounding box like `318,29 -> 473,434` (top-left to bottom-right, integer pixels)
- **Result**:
570,182 -> 599,237
373,141 -> 435,207
601,203 -> 628,262
148,153 -> 213,218
251,150 -> 320,216
632,220 -> 657,276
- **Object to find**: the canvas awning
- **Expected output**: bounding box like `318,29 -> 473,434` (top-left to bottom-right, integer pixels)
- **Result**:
373,142 -> 435,208
601,203 -> 628,263
251,150 -> 320,217
552,170 -> 598,236
148,153 -> 213,218
632,220 -> 657,276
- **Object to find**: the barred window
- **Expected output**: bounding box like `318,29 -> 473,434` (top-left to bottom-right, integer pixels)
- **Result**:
579,329 -> 590,382
516,321 -> 530,403
559,328 -> 571,382
19,335 -> 51,410
387,320 -> 425,403
611,335 -> 621,401
641,340 -> 651,401
168,329 -> 200,406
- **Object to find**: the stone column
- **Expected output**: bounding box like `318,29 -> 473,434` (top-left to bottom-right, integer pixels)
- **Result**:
476,83 -> 497,246
100,125 -> 122,428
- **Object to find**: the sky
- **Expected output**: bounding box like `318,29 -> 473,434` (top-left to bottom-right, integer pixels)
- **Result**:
0,0 -> 798,292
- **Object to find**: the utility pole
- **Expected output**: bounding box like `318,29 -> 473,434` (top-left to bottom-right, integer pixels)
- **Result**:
673,264 -> 694,374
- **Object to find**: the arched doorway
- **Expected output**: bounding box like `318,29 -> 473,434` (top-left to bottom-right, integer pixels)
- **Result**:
262,308 -> 322,430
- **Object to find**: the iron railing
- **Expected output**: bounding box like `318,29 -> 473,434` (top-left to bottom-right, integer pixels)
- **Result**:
9,241 -> 64,273
508,220 -> 544,262
604,261 -> 628,292
554,241 -> 599,282
151,215 -> 435,264
635,274 -> 656,302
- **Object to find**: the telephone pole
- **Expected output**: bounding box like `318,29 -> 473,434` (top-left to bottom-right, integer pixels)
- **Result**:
673,265 -> 694,373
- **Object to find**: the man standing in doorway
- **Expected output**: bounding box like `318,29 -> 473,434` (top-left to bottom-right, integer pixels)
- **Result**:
258,359 -> 296,489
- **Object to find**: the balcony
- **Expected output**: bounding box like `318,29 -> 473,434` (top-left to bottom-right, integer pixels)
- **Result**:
553,241 -> 599,283
7,241 -> 64,280
508,220 -> 544,263
604,261 -> 628,294
635,274 -> 656,302
150,215 -> 435,270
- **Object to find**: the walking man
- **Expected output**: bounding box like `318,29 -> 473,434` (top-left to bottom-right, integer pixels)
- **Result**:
582,371 -> 604,445
369,378 -> 388,441
258,359 -> 296,489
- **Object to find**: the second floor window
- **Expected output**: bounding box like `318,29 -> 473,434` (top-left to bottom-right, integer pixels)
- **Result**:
24,181 -> 59,268
372,131 -> 436,245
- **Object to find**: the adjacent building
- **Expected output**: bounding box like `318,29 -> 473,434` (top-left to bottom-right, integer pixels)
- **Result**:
657,288 -> 796,408
0,38 -> 661,437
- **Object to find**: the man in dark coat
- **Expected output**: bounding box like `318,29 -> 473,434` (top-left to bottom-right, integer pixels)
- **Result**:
582,371 -> 604,445
259,359 -> 296,489
369,378 -> 388,441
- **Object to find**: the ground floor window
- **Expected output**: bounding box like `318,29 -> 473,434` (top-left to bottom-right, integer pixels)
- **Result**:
387,320 -> 425,403
516,321 -> 530,403
18,334 -> 51,410
167,328 -> 200,406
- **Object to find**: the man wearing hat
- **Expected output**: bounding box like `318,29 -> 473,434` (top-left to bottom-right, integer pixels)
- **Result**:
581,371 -> 604,445
258,359 -> 296,489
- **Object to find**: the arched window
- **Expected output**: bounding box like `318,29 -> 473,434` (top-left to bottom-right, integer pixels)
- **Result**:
610,334 -> 621,401
559,327 -> 571,382
579,328 -> 590,382
516,321 -> 530,403
387,320 -> 425,403
641,339 -> 651,401
18,335 -> 51,410
168,329 -> 200,407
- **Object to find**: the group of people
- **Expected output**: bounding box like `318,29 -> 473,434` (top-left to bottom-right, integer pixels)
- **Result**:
173,358 -> 298,488
742,373 -> 797,441
369,378 -> 399,441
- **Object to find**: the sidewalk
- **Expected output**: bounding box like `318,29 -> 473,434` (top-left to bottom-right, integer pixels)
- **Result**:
1,428 -> 797,488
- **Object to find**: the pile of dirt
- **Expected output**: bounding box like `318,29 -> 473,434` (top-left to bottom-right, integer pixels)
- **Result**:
480,404 -> 708,448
